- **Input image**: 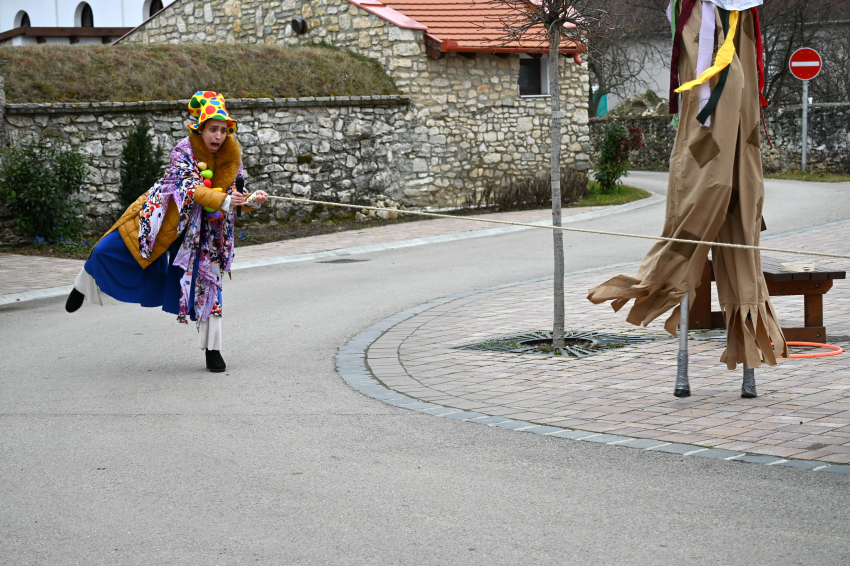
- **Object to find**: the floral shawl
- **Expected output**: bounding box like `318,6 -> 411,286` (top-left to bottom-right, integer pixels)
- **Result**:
138,137 -> 241,325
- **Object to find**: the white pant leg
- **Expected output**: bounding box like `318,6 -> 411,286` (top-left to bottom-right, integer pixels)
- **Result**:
198,316 -> 223,351
74,268 -> 106,306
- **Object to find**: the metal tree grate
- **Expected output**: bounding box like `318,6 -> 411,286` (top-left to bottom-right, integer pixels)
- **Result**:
454,330 -> 658,358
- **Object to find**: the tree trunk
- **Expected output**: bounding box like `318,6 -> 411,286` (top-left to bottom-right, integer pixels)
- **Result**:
549,29 -> 565,349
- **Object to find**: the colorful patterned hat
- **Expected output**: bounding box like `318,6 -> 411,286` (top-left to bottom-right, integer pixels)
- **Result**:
187,91 -> 237,136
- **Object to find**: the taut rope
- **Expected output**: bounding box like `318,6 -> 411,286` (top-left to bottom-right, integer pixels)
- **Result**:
265,196 -> 850,261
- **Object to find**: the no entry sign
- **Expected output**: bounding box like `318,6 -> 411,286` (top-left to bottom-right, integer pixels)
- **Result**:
789,48 -> 822,81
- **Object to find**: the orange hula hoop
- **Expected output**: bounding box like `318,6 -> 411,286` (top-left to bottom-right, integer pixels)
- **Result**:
786,342 -> 844,359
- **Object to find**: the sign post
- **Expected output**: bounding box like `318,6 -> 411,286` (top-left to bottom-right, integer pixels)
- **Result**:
789,48 -> 823,172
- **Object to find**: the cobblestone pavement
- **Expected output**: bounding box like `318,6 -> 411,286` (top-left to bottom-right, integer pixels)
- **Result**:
0,207 -> 597,298
364,221 -> 850,464
0,254 -> 85,296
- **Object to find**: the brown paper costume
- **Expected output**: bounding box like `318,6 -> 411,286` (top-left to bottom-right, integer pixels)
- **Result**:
588,3 -> 788,370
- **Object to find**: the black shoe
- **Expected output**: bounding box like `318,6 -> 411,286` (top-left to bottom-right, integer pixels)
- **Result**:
65,288 -> 85,313
205,349 -> 226,372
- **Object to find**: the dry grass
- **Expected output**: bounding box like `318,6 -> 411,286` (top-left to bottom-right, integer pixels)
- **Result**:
465,170 -> 590,212
0,44 -> 398,103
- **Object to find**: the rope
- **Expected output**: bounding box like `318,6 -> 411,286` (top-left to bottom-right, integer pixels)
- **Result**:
265,195 -> 850,261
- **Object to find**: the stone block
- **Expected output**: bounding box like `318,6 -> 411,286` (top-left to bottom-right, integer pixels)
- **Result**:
393,42 -> 420,57
257,128 -> 282,144
517,117 -> 534,132
352,16 -> 371,29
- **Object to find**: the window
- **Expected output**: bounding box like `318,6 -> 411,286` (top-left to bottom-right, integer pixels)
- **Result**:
519,56 -> 550,97
148,0 -> 164,18
76,2 -> 94,27
15,11 -> 30,27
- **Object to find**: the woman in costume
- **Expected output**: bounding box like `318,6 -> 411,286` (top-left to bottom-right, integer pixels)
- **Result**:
65,92 -> 269,373
587,0 -> 787,397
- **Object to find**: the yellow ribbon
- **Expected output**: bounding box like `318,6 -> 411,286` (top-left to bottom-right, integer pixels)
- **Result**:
675,10 -> 739,93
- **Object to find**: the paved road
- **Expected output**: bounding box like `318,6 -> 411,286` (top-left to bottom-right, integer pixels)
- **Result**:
2,172 -> 849,564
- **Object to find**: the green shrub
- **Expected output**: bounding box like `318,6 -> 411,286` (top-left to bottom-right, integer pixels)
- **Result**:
119,118 -> 165,208
593,121 -> 645,193
0,136 -> 90,241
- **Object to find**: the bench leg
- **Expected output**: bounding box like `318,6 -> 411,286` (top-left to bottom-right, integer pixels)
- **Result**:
804,293 -> 824,328
691,260 -> 714,329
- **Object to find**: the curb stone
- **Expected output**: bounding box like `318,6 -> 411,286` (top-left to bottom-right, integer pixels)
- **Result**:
335,267 -> 848,475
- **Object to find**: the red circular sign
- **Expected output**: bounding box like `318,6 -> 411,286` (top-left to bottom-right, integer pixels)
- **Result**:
789,48 -> 822,80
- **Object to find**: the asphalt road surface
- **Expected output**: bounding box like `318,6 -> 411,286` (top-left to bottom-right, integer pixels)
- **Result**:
2,172 -> 849,564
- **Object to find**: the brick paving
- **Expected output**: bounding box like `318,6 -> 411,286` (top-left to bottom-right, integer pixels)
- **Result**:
0,254 -> 84,296
0,207 -> 587,297
366,221 -> 850,463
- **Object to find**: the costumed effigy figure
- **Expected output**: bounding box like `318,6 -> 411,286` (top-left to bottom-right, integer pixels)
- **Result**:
587,0 -> 787,396
65,92 -> 269,372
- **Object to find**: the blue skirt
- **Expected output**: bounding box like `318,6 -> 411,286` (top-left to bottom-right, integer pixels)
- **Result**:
84,231 -> 221,321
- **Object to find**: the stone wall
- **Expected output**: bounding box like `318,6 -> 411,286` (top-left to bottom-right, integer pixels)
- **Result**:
118,0 -> 592,207
0,95 -> 413,244
761,103 -> 850,174
590,103 -> 850,174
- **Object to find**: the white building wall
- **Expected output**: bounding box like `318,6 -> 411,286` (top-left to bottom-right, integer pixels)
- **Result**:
607,35 -> 670,110
0,0 -> 177,33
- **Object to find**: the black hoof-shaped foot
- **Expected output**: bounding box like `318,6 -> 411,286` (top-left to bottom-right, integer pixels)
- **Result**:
65,288 -> 85,313
674,388 -> 691,398
741,390 -> 757,399
205,349 -> 226,373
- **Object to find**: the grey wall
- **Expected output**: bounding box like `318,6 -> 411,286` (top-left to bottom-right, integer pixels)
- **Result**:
590,103 -> 850,174
0,95 -> 414,244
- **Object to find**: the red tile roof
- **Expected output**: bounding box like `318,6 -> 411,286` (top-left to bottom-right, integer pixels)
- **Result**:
347,0 -> 580,54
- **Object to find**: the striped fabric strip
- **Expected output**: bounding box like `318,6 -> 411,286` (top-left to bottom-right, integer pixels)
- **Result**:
675,10 -> 739,93
668,0 -> 698,115
695,9 -> 732,125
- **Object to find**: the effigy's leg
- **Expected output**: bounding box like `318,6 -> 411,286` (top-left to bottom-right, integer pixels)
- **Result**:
675,294 -> 691,397
713,9 -> 787,371
588,5 -> 727,336
742,363 -> 757,398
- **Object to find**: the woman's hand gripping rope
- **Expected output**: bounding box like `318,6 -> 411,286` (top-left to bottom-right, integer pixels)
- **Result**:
264,195 -> 850,261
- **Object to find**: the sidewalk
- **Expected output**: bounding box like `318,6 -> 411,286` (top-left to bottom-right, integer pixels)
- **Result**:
1,205 -> 619,302
361,220 -> 850,465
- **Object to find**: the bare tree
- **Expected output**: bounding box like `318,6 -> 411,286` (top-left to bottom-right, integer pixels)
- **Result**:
587,38 -> 659,117
479,0 -> 621,349
758,0 -> 845,104
587,2 -> 669,117
814,23 -> 850,102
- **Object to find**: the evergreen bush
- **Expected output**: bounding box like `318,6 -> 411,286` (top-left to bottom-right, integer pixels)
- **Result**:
0,136 -> 90,241
593,121 -> 645,193
119,118 -> 165,208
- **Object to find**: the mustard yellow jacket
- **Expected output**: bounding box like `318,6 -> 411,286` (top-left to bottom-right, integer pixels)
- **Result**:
101,133 -> 242,269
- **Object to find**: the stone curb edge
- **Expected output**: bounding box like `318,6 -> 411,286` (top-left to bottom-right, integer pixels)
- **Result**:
335,267 -> 850,476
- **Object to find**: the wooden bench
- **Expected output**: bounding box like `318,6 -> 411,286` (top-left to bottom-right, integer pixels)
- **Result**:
690,258 -> 846,343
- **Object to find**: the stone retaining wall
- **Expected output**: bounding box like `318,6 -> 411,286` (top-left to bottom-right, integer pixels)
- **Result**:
1,95 -> 414,243
119,0 -> 592,206
590,103 -> 850,174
